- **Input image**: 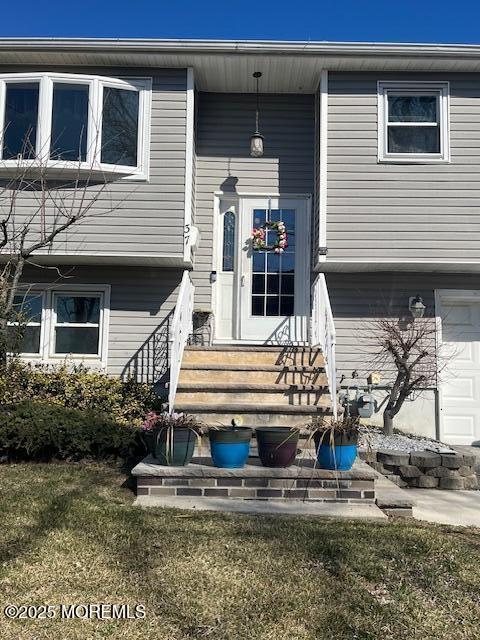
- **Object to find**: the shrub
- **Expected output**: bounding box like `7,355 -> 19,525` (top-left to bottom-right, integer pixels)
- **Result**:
0,400 -> 143,461
0,361 -> 160,427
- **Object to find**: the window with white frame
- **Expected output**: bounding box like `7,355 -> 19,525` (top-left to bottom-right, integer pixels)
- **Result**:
52,293 -> 102,356
9,286 -> 109,365
7,292 -> 44,355
0,73 -> 152,178
378,82 -> 450,162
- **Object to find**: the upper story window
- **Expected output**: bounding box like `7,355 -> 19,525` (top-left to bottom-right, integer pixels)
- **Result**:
378,82 -> 450,163
0,73 -> 152,179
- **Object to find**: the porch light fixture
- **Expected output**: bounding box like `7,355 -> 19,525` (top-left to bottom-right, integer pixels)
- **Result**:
250,72 -> 264,158
409,295 -> 426,319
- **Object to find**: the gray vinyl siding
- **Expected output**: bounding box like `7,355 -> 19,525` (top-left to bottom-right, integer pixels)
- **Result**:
328,72 -> 480,263
21,264 -> 182,382
0,66 -> 188,259
326,271 -> 480,385
194,92 -> 315,307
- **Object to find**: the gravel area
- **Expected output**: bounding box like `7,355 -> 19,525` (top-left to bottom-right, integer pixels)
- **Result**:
359,426 -> 456,454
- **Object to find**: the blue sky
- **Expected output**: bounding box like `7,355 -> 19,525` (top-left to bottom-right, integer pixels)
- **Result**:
3,0 -> 480,44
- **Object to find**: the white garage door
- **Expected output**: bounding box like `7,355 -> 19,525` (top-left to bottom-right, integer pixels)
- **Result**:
438,291 -> 480,445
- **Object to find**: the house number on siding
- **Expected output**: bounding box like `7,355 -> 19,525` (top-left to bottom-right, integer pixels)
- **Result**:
184,224 -> 190,246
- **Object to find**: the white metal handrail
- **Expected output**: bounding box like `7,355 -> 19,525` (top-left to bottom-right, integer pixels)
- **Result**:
168,270 -> 194,413
311,273 -> 338,419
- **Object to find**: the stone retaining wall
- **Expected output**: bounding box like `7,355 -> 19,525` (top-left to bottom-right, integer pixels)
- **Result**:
364,449 -> 478,490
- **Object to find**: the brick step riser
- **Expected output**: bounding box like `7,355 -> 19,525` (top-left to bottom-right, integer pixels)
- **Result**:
137,476 -> 375,503
175,410 -> 332,428
178,369 -> 328,385
182,351 -> 325,367
175,390 -> 330,406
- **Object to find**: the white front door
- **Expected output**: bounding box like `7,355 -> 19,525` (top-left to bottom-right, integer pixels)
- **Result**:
438,291 -> 480,445
213,196 -> 310,344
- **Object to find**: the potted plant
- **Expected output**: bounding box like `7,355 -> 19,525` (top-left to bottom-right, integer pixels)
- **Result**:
311,417 -> 360,471
255,426 -> 299,468
141,411 -> 202,466
209,420 -> 252,468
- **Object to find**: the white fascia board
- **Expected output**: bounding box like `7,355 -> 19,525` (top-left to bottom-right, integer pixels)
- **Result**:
0,252 -> 192,268
5,38 -> 480,58
314,259 -> 480,273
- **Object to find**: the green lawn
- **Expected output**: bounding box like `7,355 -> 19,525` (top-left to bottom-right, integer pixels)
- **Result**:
0,463 -> 479,640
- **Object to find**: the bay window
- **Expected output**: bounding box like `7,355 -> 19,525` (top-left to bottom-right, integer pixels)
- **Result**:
50,82 -> 89,162
3,82 -> 39,159
378,81 -> 450,163
101,86 -> 140,166
0,73 -> 151,178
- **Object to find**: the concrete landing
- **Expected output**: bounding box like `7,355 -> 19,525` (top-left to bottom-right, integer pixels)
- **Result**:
134,494 -> 387,520
409,488 -> 480,527
370,470 -> 417,517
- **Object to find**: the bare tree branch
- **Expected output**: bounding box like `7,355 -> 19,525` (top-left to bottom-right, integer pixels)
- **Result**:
363,315 -> 448,435
0,140 -> 127,363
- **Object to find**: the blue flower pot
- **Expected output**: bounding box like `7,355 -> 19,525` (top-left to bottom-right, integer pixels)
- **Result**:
209,428 -> 252,468
314,431 -> 358,471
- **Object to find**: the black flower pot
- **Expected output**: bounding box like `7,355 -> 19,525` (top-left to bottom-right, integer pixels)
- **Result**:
256,427 -> 299,468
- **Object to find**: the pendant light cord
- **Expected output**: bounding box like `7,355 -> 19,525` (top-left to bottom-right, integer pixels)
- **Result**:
255,74 -> 260,133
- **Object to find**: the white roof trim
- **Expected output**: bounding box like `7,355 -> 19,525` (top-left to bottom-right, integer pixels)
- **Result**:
2,39 -> 480,93
1,38 -> 480,58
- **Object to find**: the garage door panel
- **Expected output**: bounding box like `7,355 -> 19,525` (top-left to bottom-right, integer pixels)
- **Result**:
443,415 -> 475,439
442,376 -> 476,402
442,303 -> 474,328
448,342 -> 476,365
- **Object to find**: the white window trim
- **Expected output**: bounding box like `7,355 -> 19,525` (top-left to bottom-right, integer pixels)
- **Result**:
12,284 -> 110,369
377,81 -> 450,164
7,290 -> 46,357
0,72 -> 152,180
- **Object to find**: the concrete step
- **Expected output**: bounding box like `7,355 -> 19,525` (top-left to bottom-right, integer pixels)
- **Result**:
176,382 -> 329,406
373,472 -> 416,518
179,364 -> 327,385
133,455 -> 385,519
135,495 -> 387,520
183,346 -> 325,367
174,402 -> 332,427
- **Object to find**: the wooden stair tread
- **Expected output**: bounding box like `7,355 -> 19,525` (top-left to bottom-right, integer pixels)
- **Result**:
175,403 -> 332,414
185,345 -> 320,352
181,363 -> 325,372
177,382 -> 328,392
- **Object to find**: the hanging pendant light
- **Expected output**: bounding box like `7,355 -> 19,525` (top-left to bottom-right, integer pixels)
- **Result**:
250,71 -> 264,158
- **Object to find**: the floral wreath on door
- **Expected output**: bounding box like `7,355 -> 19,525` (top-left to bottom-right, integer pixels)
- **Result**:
251,221 -> 288,254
